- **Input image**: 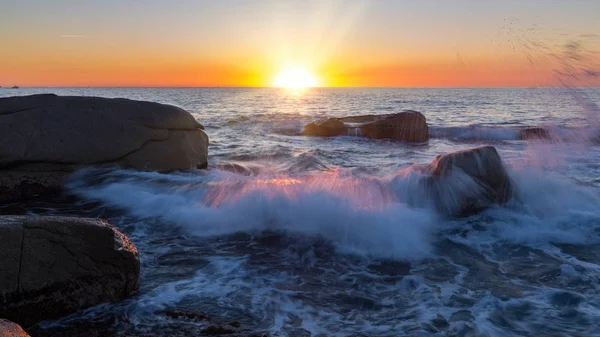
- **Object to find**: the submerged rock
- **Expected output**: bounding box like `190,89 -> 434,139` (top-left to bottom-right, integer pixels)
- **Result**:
0,94 -> 209,202
0,319 -> 30,337
0,216 -> 139,327
520,127 -> 551,140
414,146 -> 513,217
302,110 -> 429,142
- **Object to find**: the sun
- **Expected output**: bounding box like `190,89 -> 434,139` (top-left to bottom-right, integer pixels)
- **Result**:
272,66 -> 319,90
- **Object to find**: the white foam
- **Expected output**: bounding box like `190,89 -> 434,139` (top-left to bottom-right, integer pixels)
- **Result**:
68,170 -> 437,260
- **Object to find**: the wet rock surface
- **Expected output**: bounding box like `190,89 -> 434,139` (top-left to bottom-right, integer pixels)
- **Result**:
0,94 -> 209,202
0,216 -> 139,327
0,319 -> 30,337
415,145 -> 513,217
302,110 -> 429,142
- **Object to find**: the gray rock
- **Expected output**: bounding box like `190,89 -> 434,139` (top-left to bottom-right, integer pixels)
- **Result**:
0,216 -> 139,327
412,146 -> 513,217
0,319 -> 30,337
0,94 -> 208,201
302,111 -> 429,142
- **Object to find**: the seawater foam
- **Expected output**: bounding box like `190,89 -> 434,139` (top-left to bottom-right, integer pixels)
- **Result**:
67,169 -> 437,260
67,160 -> 600,259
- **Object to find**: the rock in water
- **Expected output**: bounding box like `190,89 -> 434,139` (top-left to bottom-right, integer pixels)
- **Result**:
302,118 -> 348,137
0,320 -> 30,337
302,111 -> 428,142
358,110 -> 428,142
0,216 -> 140,327
520,127 -> 551,140
415,146 -> 513,217
0,94 -> 209,202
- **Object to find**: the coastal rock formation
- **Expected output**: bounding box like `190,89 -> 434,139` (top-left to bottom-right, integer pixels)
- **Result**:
414,146 -> 512,217
302,110 -> 428,142
0,320 -> 30,337
0,216 -> 139,327
0,94 -> 209,202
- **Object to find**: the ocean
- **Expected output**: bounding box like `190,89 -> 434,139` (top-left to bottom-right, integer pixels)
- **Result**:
2,87 -> 600,336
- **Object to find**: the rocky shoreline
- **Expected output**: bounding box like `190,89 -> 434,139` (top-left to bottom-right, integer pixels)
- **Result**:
0,94 -> 209,336
1,94 -> 516,336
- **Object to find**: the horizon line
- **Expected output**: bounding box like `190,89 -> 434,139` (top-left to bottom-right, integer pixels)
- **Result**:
3,85 -> 599,89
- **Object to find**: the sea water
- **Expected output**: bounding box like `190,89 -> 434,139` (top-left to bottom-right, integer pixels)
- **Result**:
2,87 -> 600,336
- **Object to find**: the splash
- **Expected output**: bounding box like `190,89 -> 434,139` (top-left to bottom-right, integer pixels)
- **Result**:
67,169 -> 436,260
66,161 -> 600,258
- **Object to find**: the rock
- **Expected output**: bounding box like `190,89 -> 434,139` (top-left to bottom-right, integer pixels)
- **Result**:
302,111 -> 428,142
302,118 -> 348,137
0,319 -> 30,337
413,146 -> 513,217
520,127 -> 550,140
0,94 -> 208,202
358,110 -> 428,142
0,216 -> 139,327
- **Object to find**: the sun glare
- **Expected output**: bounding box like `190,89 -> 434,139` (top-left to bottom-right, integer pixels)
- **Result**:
272,66 -> 319,90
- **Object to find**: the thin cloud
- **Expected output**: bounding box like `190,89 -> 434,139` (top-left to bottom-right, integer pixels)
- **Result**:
60,34 -> 92,38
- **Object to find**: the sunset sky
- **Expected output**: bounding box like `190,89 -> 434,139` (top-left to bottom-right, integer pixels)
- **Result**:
1,0 -> 600,87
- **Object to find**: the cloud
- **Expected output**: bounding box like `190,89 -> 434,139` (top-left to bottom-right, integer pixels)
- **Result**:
60,34 -> 92,38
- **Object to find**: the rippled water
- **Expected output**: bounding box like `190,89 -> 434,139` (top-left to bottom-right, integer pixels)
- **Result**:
2,87 -> 600,336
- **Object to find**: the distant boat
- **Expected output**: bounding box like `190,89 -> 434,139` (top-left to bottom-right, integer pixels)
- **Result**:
11,85 -> 19,89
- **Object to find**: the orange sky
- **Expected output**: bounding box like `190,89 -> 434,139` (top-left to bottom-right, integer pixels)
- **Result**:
1,0 -> 599,87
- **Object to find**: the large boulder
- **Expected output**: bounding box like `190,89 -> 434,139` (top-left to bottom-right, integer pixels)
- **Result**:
0,216 -> 139,327
410,146 -> 513,217
0,94 -> 209,202
302,111 -> 428,142
0,320 -> 29,337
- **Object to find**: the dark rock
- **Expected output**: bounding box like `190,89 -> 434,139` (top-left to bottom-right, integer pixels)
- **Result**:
0,216 -> 139,327
302,111 -> 429,142
337,114 -> 380,124
413,146 -> 513,217
302,118 -> 348,137
358,110 -> 428,142
0,94 -> 209,202
520,127 -> 550,140
0,319 -> 30,337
